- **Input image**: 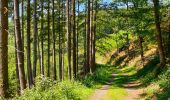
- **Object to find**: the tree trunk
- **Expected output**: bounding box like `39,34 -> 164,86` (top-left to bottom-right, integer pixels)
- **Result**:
91,0 -> 97,73
126,2 -> 129,57
27,0 -> 33,88
58,0 -> 63,81
76,0 -> 80,75
37,37 -> 41,76
92,0 -> 97,72
21,0 -> 24,74
138,35 -> 144,64
47,0 -> 50,77
66,0 -> 72,80
86,0 -> 91,74
90,0 -> 93,72
61,1 -> 65,80
72,0 -> 77,79
14,25 -> 20,95
33,0 -> 38,80
14,0 -> 27,92
52,0 -> 56,80
0,0 -> 8,97
153,0 -> 166,66
40,0 -> 44,75
83,4 -> 87,75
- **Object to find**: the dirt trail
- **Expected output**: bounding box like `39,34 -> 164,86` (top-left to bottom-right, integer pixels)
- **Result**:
88,73 -> 115,100
123,81 -> 144,100
88,73 -> 144,100
88,85 -> 110,100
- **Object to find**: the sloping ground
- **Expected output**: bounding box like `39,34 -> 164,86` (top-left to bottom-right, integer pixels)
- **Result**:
107,45 -> 158,99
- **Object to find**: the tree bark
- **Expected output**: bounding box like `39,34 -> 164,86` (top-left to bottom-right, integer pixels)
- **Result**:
40,0 -> 44,75
66,0 -> 72,80
92,0 -> 97,72
86,0 -> 91,74
27,0 -> 33,88
138,35 -> 144,64
33,0 -> 38,80
61,1 -> 65,80
14,25 -> 20,95
76,0 -> 80,75
83,4 -> 87,75
0,0 -> 8,97
21,0 -> 24,74
153,0 -> 166,66
37,36 -> 41,76
14,0 -> 27,92
52,0 -> 56,80
58,0 -> 63,81
72,0 -> 77,79
47,0 -> 50,77
91,0 -> 97,73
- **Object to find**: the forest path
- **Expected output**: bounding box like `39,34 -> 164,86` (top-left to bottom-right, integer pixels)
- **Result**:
88,69 -> 144,100
123,81 -> 144,100
88,72 -> 115,100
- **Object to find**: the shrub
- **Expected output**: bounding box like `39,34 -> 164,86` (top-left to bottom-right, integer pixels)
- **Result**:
15,76 -> 92,100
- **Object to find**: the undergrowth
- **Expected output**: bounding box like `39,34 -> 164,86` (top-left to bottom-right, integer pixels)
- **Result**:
81,64 -> 113,87
15,77 -> 92,100
144,65 -> 170,100
15,64 -> 113,100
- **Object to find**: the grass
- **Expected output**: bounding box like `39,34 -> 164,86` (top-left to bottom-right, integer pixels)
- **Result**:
143,65 -> 170,100
100,65 -> 138,100
103,85 -> 127,100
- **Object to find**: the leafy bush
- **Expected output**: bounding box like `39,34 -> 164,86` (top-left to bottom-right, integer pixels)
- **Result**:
15,64 -> 113,100
15,76 -> 92,100
81,75 -> 95,87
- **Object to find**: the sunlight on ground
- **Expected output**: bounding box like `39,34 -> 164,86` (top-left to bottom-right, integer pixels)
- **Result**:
103,85 -> 127,100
